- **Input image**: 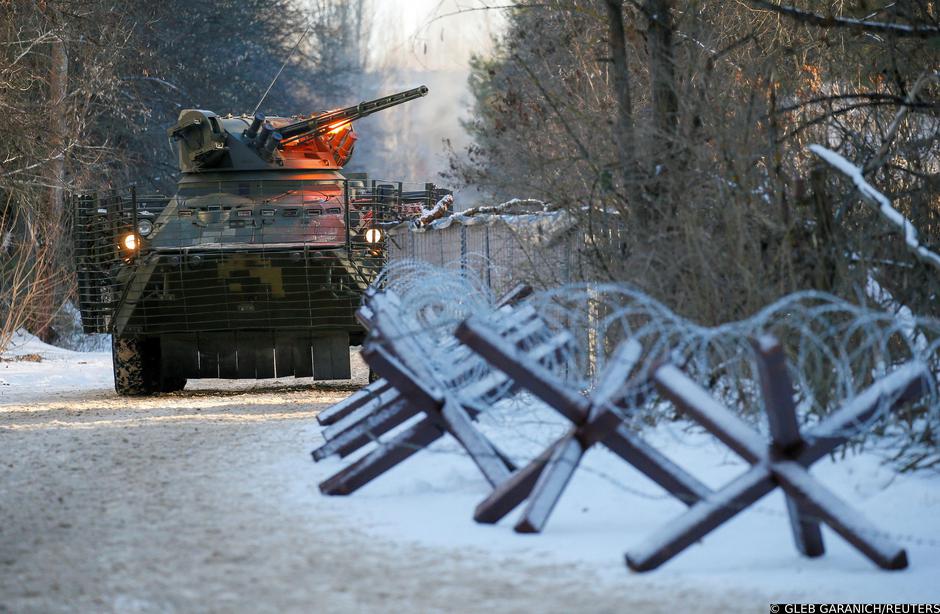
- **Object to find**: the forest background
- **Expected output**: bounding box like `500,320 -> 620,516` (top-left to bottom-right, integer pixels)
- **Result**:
0,0 -> 481,347
1,0 -> 939,355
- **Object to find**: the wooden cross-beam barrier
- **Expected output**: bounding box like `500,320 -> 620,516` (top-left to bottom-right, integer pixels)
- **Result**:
494,282 -> 533,307
455,317 -> 712,534
313,301 -> 560,461
316,283 -> 532,428
317,285 -> 539,443
624,335 -> 929,571
316,290 -> 571,496
317,379 -> 393,426
317,298 -> 513,494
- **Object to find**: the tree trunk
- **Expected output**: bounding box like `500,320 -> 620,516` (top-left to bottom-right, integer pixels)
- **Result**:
49,36 -> 67,220
35,34 -> 68,343
604,0 -> 634,187
645,0 -> 678,156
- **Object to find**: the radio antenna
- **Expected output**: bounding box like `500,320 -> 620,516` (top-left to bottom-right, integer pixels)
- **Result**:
252,23 -> 311,116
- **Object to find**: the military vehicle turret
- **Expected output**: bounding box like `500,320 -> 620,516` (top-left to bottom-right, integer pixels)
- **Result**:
73,86 -> 448,395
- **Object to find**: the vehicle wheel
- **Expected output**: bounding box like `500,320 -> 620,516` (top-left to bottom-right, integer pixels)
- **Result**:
159,376 -> 187,393
112,336 -> 158,396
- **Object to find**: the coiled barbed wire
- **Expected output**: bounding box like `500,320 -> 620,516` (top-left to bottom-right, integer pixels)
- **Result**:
368,259 -> 940,473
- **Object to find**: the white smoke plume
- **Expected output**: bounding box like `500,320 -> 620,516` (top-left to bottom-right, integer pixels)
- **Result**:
325,0 -> 505,204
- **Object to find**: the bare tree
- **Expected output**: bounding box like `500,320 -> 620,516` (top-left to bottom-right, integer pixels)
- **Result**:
605,0 -> 635,185
450,0 -> 940,324
0,0 -> 370,350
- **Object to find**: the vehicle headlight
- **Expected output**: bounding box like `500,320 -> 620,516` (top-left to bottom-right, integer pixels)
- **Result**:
122,233 -> 138,251
364,228 -> 383,244
137,219 -> 154,237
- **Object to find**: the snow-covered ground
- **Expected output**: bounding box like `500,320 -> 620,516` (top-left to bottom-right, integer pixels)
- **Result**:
1,330 -> 115,403
308,407 -> 940,604
2,333 -> 939,611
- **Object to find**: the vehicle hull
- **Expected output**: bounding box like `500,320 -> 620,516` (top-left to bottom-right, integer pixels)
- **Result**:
112,246 -> 378,380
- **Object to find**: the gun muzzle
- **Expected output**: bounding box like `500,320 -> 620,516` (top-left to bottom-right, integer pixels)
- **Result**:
278,85 -> 430,144
262,132 -> 282,159
245,113 -> 265,140
255,122 -> 274,148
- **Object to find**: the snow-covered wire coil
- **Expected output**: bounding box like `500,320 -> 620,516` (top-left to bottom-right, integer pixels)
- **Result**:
370,259 -> 940,471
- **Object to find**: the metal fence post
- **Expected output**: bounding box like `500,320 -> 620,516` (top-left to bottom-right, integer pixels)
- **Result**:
484,225 -> 491,291
460,225 -> 467,273
343,179 -> 352,252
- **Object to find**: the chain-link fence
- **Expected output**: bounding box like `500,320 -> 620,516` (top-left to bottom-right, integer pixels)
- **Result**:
385,204 -> 620,295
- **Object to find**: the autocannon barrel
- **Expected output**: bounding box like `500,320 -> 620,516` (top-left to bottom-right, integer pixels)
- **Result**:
278,85 -> 428,144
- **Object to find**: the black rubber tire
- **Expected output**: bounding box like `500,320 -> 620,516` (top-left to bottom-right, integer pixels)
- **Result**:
159,376 -> 187,393
112,336 -> 158,396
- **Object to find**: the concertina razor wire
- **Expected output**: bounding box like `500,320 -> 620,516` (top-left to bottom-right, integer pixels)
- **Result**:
370,258 -> 940,472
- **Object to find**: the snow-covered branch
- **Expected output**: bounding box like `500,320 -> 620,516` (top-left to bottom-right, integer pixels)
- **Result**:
748,1 -> 940,38
414,194 -> 454,227
809,145 -> 940,272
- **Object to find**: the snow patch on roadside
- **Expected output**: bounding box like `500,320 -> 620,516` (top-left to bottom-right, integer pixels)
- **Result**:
0,330 -> 113,402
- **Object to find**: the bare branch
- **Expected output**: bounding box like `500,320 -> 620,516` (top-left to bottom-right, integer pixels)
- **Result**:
746,1 -> 940,38
864,71 -> 940,175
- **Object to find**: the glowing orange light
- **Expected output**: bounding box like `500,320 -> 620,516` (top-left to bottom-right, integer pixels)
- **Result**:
122,233 -> 138,251
327,121 -> 351,135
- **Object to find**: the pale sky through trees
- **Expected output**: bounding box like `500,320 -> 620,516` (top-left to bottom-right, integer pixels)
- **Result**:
368,0 -> 504,71
338,0 -> 506,191
288,0 -> 505,183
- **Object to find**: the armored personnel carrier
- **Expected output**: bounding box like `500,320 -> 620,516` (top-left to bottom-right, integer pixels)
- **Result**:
73,86 -> 448,395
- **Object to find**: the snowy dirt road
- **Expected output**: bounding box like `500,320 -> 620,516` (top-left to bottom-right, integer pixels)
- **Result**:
0,355 -> 749,614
